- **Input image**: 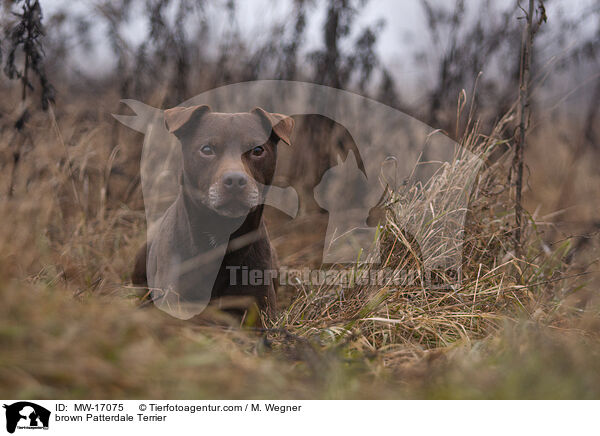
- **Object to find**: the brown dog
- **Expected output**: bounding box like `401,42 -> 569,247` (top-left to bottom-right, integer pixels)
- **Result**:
132,105 -> 294,319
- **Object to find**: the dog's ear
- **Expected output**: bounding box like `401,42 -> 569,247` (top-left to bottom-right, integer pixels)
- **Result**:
251,107 -> 294,146
164,104 -> 211,137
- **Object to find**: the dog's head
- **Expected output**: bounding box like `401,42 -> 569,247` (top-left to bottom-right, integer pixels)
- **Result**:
164,105 -> 294,218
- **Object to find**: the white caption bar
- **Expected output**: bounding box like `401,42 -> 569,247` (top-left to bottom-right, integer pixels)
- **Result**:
0,400 -> 596,435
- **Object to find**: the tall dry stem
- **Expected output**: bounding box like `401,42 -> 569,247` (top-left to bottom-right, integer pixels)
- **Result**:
514,0 -> 542,260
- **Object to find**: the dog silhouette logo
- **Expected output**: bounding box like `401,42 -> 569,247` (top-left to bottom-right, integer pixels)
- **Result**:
3,402 -> 50,433
314,152 -> 381,263
115,80 -> 483,318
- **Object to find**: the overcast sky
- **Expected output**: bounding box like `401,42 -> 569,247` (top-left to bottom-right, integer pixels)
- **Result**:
42,0 -> 423,74
41,0 -> 597,103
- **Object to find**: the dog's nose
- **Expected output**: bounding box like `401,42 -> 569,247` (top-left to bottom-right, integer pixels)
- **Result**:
222,172 -> 248,190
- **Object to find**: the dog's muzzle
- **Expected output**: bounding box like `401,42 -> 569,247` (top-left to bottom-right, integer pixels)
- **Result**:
208,173 -> 260,217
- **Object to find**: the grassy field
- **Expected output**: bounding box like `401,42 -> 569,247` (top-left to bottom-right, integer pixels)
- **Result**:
0,86 -> 599,400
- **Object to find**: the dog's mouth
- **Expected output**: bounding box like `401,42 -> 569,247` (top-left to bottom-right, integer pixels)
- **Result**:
210,192 -> 261,218
213,199 -> 255,217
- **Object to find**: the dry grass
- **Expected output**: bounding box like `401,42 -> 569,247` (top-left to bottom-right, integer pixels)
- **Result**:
274,108 -> 517,351
0,84 -> 599,399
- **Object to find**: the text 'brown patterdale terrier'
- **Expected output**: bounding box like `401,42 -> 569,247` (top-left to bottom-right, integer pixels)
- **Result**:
132,105 -> 294,320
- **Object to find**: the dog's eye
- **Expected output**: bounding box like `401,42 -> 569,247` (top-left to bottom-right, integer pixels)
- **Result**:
199,145 -> 215,156
251,146 -> 265,156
